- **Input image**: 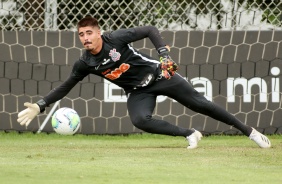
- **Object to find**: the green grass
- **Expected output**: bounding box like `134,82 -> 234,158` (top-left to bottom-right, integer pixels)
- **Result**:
0,132 -> 281,184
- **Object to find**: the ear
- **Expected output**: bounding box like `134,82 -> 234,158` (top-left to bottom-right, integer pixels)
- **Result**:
97,29 -> 101,37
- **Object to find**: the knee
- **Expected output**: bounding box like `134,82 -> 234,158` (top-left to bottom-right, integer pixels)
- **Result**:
131,114 -> 151,129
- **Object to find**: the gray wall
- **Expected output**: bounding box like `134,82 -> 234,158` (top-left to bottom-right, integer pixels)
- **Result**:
1,30 -> 282,135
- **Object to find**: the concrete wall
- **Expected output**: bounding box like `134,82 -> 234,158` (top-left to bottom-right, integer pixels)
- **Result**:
0,30 -> 282,134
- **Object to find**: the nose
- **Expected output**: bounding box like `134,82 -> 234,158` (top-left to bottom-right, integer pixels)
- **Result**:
84,35 -> 88,41
82,33 -> 89,41
83,37 -> 90,44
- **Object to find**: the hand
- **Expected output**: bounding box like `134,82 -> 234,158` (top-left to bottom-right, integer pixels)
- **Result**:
157,46 -> 179,80
161,68 -> 171,80
160,55 -> 179,77
17,102 -> 40,127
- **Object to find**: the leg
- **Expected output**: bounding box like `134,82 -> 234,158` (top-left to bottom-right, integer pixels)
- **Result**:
127,91 -> 194,137
152,74 -> 253,136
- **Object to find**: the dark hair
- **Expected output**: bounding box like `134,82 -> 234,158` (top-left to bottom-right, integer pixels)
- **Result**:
77,16 -> 100,30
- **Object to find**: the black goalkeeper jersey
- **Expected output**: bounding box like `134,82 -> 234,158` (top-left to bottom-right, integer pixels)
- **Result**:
43,26 -> 165,106
72,29 -> 160,90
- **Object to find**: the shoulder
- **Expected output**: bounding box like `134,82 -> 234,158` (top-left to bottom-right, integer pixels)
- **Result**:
77,50 -> 96,67
72,51 -> 89,70
103,28 -> 136,39
71,54 -> 89,79
79,50 -> 91,62
102,28 -> 138,45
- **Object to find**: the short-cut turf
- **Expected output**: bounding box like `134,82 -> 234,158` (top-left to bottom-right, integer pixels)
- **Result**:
0,132 -> 281,184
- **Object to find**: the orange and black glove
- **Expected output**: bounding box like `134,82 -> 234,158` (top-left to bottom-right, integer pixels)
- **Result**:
157,46 -> 179,79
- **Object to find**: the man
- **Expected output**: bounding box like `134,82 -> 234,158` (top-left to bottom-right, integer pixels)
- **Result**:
17,16 -> 271,149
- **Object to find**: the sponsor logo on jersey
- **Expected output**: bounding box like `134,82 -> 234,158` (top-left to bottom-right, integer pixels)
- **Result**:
109,49 -> 121,62
136,73 -> 155,88
105,63 -> 130,80
102,69 -> 111,75
102,58 -> 111,65
95,59 -> 111,70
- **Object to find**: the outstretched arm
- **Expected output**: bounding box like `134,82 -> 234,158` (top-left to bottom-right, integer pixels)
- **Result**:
133,26 -> 166,49
42,76 -> 79,110
133,26 -> 178,79
17,59 -> 87,126
17,76 -> 79,126
112,25 -> 166,50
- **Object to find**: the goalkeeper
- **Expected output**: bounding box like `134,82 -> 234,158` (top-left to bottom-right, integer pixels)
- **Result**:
18,16 -> 271,149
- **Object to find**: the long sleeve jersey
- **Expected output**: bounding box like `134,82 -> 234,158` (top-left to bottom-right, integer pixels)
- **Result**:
43,26 -> 166,106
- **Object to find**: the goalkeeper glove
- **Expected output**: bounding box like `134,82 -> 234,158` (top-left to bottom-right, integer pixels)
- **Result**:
157,46 -> 179,80
17,99 -> 47,127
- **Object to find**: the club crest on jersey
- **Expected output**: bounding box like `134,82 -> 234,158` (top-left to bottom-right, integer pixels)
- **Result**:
109,49 -> 121,62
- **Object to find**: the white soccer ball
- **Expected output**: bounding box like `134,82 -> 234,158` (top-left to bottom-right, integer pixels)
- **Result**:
51,107 -> 81,135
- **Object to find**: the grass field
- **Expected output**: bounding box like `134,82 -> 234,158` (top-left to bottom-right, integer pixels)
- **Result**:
0,132 -> 281,184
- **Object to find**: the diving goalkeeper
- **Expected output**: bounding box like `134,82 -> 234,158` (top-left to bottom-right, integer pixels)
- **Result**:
17,16 -> 271,149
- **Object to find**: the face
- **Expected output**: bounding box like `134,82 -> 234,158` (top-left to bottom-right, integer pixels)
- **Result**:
78,26 -> 102,54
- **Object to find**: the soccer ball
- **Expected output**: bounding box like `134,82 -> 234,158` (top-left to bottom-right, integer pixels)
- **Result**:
51,107 -> 81,135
